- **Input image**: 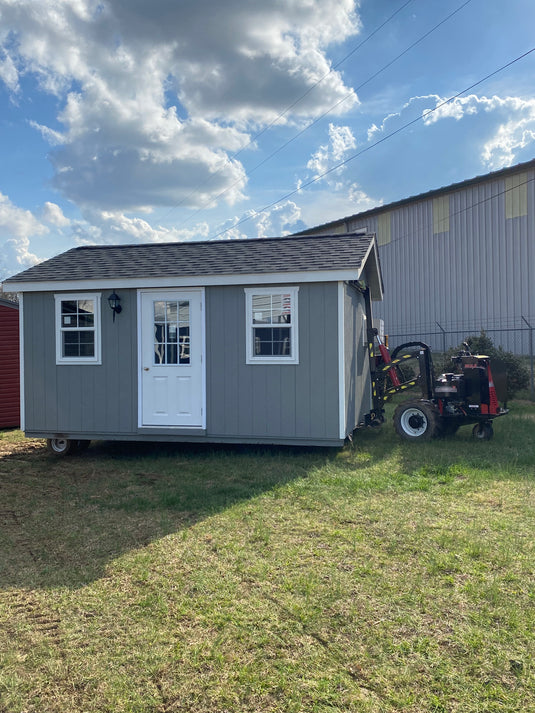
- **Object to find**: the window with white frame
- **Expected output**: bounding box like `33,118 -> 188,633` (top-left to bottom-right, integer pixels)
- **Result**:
245,287 -> 299,364
55,293 -> 101,364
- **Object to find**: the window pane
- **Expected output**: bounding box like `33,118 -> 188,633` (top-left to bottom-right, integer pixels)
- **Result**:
166,301 -> 178,322
61,301 -> 77,315
79,331 -> 94,344
178,301 -> 189,323
167,344 -> 178,364
179,326 -> 190,364
78,300 -> 94,316
154,301 -> 165,321
79,343 -> 95,357
252,294 -> 272,324
154,323 -> 165,363
78,313 -> 94,327
64,342 -> 80,357
167,324 -> 178,343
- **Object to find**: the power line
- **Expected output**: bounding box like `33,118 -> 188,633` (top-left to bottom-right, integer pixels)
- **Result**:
155,0 -> 416,222
210,46 -> 535,240
174,0 -> 474,232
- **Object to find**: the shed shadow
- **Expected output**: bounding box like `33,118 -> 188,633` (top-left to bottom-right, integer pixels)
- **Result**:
0,436 -> 382,590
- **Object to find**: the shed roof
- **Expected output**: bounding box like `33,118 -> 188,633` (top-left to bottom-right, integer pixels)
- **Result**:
0,297 -> 19,310
4,233 -> 383,298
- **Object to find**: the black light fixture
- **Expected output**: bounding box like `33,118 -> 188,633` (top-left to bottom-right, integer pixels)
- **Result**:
108,290 -> 122,321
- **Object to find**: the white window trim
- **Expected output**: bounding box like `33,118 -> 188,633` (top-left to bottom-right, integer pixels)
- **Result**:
55,293 -> 102,365
245,286 -> 299,365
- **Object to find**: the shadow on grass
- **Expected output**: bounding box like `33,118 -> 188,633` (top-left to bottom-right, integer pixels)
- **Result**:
0,436 -> 367,590
2,401 -> 533,591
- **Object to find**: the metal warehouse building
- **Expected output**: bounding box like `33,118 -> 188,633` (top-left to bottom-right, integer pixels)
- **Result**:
297,158 -> 535,356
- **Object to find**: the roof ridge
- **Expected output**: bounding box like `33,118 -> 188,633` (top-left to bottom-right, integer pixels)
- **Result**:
68,232 -> 372,252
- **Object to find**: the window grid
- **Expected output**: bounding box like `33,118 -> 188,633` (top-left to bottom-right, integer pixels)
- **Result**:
55,293 -> 101,364
153,300 -> 190,365
245,287 -> 298,364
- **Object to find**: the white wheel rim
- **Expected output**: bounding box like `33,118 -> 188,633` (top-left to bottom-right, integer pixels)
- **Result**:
51,438 -> 68,452
400,407 -> 428,437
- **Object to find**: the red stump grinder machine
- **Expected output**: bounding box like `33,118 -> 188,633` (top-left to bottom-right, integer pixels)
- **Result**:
361,288 -> 509,441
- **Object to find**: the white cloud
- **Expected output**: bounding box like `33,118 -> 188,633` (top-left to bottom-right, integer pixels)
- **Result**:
41,202 -> 71,227
214,201 -> 303,240
0,193 -> 44,278
0,51 -> 18,91
307,123 -> 357,178
367,93 -> 535,171
72,209 -> 211,245
0,0 -> 360,212
0,192 -> 47,240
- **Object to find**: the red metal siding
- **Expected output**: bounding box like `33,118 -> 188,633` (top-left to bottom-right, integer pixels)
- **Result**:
0,303 -> 20,428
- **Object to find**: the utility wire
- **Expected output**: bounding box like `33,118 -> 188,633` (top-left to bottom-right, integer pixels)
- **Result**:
174,0 -> 474,231
156,0 -> 416,222
210,46 -> 535,240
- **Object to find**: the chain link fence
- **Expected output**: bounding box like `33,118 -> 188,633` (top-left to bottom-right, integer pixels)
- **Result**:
387,317 -> 535,399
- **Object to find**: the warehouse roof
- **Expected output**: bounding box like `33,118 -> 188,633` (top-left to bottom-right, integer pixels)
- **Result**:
4,232 -> 383,298
293,157 -> 535,236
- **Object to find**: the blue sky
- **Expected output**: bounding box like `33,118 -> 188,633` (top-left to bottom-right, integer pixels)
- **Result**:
1,0 -> 535,281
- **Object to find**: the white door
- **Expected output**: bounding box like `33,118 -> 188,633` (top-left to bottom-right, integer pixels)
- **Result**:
140,290 -> 204,427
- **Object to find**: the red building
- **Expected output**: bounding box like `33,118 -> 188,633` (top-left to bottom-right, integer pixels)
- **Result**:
0,298 -> 20,428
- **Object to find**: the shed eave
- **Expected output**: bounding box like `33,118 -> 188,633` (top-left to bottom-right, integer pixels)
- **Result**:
3,267 -> 369,293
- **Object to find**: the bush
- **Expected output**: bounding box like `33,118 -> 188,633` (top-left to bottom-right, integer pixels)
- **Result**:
444,331 -> 530,399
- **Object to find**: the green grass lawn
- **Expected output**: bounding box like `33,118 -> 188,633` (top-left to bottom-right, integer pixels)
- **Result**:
1,402 -> 534,712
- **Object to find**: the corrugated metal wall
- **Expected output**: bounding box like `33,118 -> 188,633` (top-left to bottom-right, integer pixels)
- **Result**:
304,164 -> 535,354
0,301 -> 20,428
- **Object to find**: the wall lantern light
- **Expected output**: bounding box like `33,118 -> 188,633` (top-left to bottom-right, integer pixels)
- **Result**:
107,290 -> 122,321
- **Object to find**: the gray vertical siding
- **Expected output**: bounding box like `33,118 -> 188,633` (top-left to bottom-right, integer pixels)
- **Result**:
23,290 -> 137,435
23,283 -> 351,444
205,282 -> 341,442
343,283 -> 371,433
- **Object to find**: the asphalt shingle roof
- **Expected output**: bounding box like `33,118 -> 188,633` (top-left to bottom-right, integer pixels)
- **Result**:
5,233 -> 375,283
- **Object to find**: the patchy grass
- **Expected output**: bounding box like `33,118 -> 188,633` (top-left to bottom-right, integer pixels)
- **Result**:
0,403 -> 534,712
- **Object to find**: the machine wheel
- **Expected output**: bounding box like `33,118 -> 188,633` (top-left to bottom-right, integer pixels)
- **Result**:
393,401 -> 440,441
472,422 -> 494,440
46,438 -> 79,456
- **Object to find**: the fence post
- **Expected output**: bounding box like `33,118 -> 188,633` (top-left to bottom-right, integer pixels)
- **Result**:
435,322 -> 446,355
521,316 -> 534,400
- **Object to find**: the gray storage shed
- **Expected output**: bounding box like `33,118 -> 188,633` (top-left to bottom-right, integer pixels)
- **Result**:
3,233 -> 383,449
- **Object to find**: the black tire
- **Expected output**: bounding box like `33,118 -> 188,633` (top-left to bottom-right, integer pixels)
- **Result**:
393,400 -> 440,441
472,422 -> 494,440
76,439 -> 91,452
46,438 -> 79,456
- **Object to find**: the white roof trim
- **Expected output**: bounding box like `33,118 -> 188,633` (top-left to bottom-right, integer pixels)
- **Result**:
3,268 -> 366,293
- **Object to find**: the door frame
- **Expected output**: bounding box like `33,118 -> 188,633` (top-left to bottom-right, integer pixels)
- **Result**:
137,287 -> 206,429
